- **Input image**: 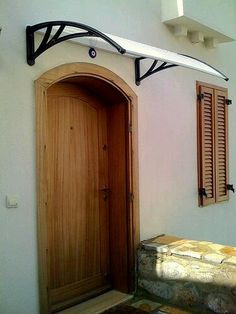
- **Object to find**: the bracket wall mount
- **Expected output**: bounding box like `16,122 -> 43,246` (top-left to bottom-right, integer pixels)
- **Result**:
135,57 -> 178,85
26,20 -> 126,65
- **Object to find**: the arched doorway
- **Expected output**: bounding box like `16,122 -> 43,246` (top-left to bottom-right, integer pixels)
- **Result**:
35,63 -> 139,313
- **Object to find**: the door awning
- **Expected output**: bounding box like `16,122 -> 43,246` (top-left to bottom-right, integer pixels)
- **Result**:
26,21 -> 229,85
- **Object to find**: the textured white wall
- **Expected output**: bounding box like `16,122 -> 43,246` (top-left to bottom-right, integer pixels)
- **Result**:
162,0 -> 236,39
0,1 -> 236,313
183,0 -> 236,38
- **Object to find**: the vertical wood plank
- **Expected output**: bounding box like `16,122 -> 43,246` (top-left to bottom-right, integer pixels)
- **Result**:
215,89 -> 229,202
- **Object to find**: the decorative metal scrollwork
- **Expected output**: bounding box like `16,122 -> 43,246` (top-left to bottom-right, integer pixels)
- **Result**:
26,21 -> 126,65
135,57 -> 178,85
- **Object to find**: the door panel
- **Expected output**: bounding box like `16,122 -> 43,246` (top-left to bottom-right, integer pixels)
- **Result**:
46,83 -> 110,309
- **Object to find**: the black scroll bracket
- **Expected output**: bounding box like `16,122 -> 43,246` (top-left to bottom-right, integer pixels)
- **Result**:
135,57 -> 178,86
26,21 -> 126,65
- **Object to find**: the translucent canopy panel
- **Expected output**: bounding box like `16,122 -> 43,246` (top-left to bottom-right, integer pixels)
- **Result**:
27,21 -> 229,83
86,32 -> 229,82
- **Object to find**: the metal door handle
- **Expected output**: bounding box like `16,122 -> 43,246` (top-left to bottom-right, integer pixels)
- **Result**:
99,186 -> 110,200
99,186 -> 110,192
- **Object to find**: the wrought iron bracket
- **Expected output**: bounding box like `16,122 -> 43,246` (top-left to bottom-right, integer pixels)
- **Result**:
26,21 -> 126,65
135,57 -> 178,85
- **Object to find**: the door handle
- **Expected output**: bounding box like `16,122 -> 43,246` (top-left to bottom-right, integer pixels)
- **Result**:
99,186 -> 110,200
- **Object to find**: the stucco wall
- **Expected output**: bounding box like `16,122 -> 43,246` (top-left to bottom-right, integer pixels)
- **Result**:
0,1 -> 236,313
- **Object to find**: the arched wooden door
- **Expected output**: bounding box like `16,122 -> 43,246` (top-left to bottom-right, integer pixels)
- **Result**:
36,64 -> 139,314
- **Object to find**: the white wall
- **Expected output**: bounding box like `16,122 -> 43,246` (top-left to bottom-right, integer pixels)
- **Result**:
183,0 -> 236,38
162,0 -> 236,39
0,1 -> 236,313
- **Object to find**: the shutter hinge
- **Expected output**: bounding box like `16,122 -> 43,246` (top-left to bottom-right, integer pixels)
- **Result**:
227,184 -> 235,193
199,187 -> 208,198
226,99 -> 232,105
128,123 -> 132,133
129,192 -> 134,202
197,93 -> 204,101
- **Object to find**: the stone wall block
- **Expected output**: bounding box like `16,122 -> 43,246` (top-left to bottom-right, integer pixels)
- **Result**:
187,262 -> 215,284
155,260 -> 188,280
138,235 -> 236,313
138,278 -> 175,301
203,253 -> 226,264
174,283 -> 201,307
206,293 -> 235,313
213,265 -> 236,287
224,256 -> 236,266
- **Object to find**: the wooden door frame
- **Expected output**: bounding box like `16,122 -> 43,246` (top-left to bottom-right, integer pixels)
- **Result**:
35,63 -> 139,314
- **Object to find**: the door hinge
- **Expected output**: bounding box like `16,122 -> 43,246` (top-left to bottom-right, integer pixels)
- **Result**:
226,99 -> 232,105
197,93 -> 204,101
199,187 -> 208,198
128,123 -> 132,133
129,192 -> 134,202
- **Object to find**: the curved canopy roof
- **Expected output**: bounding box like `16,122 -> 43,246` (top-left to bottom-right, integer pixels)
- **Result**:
26,21 -> 229,84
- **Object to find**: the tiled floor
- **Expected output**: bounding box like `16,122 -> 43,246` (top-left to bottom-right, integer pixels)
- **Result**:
57,290 -> 133,314
101,298 -> 197,313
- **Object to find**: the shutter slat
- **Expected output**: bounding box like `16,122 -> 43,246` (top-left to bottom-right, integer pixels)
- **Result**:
215,89 -> 229,202
197,85 -> 215,206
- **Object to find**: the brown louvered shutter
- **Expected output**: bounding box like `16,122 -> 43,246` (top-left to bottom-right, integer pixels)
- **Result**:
215,89 -> 229,202
198,85 -> 216,206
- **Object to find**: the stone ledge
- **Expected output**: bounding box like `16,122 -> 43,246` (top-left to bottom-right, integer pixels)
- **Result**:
141,234 -> 236,266
138,234 -> 236,313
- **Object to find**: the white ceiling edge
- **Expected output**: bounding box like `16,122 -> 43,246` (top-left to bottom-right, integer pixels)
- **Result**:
37,27 -> 228,81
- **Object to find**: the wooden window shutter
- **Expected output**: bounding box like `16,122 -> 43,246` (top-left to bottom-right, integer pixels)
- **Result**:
215,89 -> 229,202
197,85 -> 216,206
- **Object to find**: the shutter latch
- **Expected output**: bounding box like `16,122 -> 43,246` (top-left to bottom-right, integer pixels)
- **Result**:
226,99 -> 232,105
199,187 -> 208,198
197,94 -> 204,101
227,184 -> 235,193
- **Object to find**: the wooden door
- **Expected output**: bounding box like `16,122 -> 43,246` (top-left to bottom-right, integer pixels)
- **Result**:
46,82 -> 110,311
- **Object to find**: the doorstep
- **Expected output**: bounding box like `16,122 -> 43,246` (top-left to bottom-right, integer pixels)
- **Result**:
57,290 -> 133,314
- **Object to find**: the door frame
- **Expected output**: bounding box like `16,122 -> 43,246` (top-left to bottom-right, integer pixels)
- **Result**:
35,63 -> 139,314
